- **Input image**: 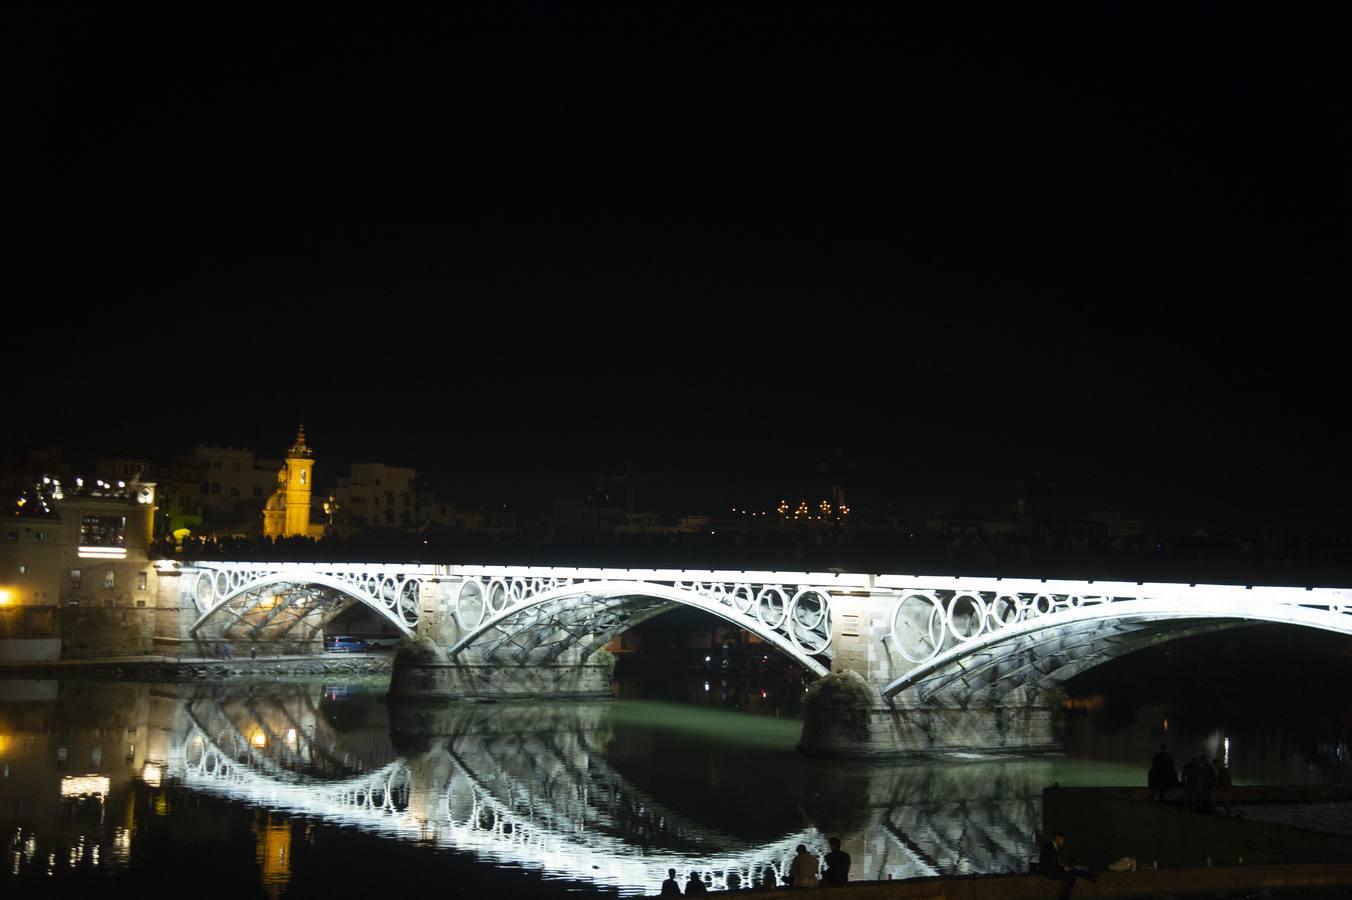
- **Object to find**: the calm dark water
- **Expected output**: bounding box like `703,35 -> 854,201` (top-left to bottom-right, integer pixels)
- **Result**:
1,665 -> 1347,899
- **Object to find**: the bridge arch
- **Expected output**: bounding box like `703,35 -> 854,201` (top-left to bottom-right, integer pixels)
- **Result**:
446,579 -> 832,676
881,594 -> 1352,701
188,569 -> 419,640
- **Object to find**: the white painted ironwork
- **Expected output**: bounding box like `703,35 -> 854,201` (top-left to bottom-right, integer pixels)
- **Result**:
879,576 -> 1352,698
445,570 -> 835,675
179,563 -> 1352,702
186,562 -> 437,637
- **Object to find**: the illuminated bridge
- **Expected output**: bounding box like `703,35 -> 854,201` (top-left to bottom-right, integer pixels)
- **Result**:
163,562 -> 1352,753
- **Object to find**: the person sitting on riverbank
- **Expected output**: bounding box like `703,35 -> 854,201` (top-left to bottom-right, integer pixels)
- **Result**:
789,844 -> 819,888
1039,831 -> 1097,900
759,866 -> 779,891
660,868 -> 681,895
683,870 -> 708,895
1148,743 -> 1177,800
823,836 -> 850,885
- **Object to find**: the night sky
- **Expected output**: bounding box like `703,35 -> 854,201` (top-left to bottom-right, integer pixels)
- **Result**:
6,6 -> 1348,532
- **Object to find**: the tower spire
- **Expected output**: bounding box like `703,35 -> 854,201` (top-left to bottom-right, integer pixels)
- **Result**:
288,423 -> 312,458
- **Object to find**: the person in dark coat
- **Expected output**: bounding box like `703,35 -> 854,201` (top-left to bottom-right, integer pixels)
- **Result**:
1212,758 -> 1234,816
823,836 -> 851,885
1148,744 -> 1177,799
1039,831 -> 1097,900
1182,754 -> 1204,810
660,868 -> 682,896
1040,832 -> 1075,900
683,871 -> 708,895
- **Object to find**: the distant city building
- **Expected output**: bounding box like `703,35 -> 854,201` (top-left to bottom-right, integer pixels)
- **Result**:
334,462 -> 416,528
262,426 -> 322,538
553,497 -> 626,535
190,445 -> 285,514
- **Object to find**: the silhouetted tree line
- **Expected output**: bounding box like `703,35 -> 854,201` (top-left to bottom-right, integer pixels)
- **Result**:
157,526 -> 1352,586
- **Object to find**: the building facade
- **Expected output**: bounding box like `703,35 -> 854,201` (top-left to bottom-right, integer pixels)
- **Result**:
1,478 -> 159,661
333,462 -> 416,528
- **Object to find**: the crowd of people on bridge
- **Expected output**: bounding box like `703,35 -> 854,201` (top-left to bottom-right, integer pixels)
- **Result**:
163,525 -> 1352,586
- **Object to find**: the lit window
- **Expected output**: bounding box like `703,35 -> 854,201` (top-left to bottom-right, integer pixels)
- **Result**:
34,531 -> 45,542
81,515 -> 127,548
300,470 -> 307,485
70,569 -> 82,588
104,571 -> 115,590
18,564 -> 28,575
138,571 -> 147,590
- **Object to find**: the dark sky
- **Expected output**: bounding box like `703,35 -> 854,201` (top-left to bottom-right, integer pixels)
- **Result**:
6,5 -> 1348,531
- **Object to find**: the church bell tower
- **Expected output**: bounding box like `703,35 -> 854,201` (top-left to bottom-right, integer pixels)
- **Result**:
283,425 -> 315,537
263,425 -> 316,538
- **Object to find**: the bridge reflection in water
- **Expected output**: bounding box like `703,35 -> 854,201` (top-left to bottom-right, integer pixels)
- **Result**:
165,682 -> 1060,894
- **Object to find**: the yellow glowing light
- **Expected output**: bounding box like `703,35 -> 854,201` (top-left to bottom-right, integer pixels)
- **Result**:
258,595 -> 278,610
0,589 -> 11,606
61,775 -> 110,798
249,729 -> 267,749
141,763 -> 163,787
0,733 -> 10,755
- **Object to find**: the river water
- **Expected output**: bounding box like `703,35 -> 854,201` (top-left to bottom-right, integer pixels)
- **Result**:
1,660 -> 1347,899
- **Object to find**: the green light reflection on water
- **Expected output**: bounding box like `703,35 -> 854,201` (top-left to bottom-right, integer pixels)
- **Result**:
607,700 -> 803,751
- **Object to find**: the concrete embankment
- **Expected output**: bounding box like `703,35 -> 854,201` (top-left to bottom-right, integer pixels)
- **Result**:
654,864 -> 1352,898
1044,785 -> 1352,870
0,653 -> 392,680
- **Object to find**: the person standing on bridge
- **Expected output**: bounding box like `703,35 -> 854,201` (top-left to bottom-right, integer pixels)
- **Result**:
823,837 -> 850,884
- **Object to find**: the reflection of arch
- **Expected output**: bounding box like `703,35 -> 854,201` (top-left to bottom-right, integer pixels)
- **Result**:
448,580 -> 830,676
170,711 -> 879,893
175,689 -> 1055,893
883,597 -> 1352,700
188,571 -> 416,639
184,693 -> 377,784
